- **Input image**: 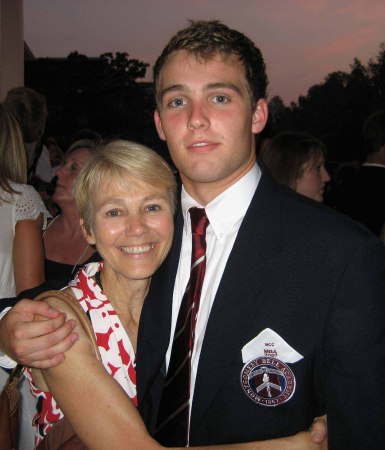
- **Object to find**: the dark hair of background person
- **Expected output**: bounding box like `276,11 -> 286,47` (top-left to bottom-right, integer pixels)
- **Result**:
3,87 -> 48,143
362,109 -> 385,156
261,131 -> 327,190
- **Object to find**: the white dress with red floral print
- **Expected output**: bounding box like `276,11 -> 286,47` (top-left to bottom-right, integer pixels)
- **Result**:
25,262 -> 137,446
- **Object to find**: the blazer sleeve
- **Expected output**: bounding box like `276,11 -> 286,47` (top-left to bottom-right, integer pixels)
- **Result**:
324,234 -> 385,450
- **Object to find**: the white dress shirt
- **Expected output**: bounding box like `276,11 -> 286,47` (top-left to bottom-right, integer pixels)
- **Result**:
165,163 -> 262,423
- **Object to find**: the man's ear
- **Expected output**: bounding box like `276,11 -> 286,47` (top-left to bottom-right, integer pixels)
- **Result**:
154,110 -> 166,141
251,99 -> 268,135
80,219 -> 96,245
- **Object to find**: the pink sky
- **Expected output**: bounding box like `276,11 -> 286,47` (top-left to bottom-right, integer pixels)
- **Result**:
24,0 -> 385,104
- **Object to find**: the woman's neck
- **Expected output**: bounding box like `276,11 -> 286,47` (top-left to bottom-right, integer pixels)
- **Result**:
100,269 -> 150,353
101,269 -> 150,322
56,205 -> 82,236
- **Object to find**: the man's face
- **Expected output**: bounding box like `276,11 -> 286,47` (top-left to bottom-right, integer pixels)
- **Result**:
154,51 -> 267,203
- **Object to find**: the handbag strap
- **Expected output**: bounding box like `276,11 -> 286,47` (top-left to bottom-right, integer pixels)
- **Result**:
34,290 -> 101,362
32,289 -> 101,450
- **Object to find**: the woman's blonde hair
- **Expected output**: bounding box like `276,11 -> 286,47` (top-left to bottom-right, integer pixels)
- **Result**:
75,140 -> 177,233
0,104 -> 28,199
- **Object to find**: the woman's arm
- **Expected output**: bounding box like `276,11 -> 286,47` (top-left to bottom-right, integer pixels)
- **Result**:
39,296 -> 326,450
13,213 -> 45,294
39,295 -> 162,450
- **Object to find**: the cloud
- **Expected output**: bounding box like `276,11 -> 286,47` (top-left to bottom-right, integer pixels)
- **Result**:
293,0 -> 331,14
307,26 -> 379,62
336,0 -> 385,21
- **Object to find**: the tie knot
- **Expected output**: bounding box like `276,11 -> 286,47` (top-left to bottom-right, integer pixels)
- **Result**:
189,207 -> 209,236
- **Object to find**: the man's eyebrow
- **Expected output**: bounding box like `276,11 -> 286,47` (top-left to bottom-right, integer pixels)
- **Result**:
160,84 -> 187,101
204,82 -> 242,95
160,82 -> 242,101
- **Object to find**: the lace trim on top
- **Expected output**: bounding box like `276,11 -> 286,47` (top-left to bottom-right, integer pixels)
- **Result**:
14,183 -> 51,229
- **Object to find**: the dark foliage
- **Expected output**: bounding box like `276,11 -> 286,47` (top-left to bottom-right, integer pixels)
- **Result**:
25,51 -> 169,160
267,43 -> 385,162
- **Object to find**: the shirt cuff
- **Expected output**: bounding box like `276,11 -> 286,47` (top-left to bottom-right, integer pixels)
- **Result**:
0,307 -> 17,369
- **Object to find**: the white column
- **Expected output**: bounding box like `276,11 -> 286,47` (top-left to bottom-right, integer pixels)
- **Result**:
0,0 -> 24,100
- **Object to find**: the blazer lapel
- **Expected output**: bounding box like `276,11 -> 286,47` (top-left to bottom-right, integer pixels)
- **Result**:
190,171 -> 284,435
136,208 -> 183,406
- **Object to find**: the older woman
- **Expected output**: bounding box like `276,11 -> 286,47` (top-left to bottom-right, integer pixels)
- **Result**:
43,139 -> 100,281
261,131 -> 330,202
26,141 -> 325,450
26,140 -> 176,446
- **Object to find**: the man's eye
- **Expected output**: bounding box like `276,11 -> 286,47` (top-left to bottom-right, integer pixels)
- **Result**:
213,95 -> 229,104
168,98 -> 186,108
106,209 -> 120,217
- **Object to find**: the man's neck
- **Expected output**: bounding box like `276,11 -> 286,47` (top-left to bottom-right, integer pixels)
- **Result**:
181,159 -> 256,206
365,147 -> 385,166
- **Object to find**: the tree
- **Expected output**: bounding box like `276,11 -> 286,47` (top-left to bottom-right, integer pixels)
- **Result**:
25,52 -> 163,154
271,42 -> 385,162
101,52 -> 148,86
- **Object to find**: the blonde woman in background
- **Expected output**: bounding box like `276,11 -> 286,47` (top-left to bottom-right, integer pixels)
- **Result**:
0,104 -> 50,298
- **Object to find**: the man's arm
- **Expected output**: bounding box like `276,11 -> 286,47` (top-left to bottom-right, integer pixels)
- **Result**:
40,295 -> 327,450
325,235 -> 385,449
0,299 -> 78,368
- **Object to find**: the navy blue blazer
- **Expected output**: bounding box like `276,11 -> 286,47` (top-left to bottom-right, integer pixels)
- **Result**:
137,168 -> 385,450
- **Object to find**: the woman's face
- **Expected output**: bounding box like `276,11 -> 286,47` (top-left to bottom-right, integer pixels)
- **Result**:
83,177 -> 174,283
52,147 -> 93,205
296,153 -> 330,202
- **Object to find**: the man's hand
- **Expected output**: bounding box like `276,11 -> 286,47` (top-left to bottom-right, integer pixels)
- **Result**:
0,299 -> 78,368
310,415 -> 327,447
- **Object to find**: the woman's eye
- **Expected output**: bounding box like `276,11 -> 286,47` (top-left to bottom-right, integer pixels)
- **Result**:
146,204 -> 160,212
168,98 -> 186,108
106,209 -> 120,217
213,95 -> 229,104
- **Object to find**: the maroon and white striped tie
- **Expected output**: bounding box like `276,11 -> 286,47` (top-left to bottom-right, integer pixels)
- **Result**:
155,207 -> 209,446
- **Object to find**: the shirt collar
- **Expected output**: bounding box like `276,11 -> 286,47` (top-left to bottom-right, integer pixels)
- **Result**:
362,162 -> 385,169
181,163 -> 261,239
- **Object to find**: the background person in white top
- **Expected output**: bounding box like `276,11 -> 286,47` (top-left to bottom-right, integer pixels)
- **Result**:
0,103 -> 49,299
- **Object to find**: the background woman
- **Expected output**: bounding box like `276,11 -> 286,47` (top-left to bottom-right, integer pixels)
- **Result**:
41,139 -> 101,283
261,131 -> 330,202
29,140 -> 325,450
0,104 -> 50,298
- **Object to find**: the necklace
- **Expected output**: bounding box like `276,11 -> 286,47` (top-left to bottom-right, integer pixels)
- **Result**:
71,244 -> 90,274
43,214 -> 61,236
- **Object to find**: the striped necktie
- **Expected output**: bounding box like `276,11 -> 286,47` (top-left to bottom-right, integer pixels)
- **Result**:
155,207 -> 210,446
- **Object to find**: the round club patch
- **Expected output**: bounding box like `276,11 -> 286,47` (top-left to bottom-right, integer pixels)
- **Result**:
240,357 -> 296,407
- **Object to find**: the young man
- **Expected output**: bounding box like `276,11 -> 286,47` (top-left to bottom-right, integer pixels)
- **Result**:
136,21 -> 385,449
1,21 -> 384,449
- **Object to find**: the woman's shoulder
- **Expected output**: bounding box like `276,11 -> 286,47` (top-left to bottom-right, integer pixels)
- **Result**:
37,289 -> 93,344
15,183 -> 51,226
